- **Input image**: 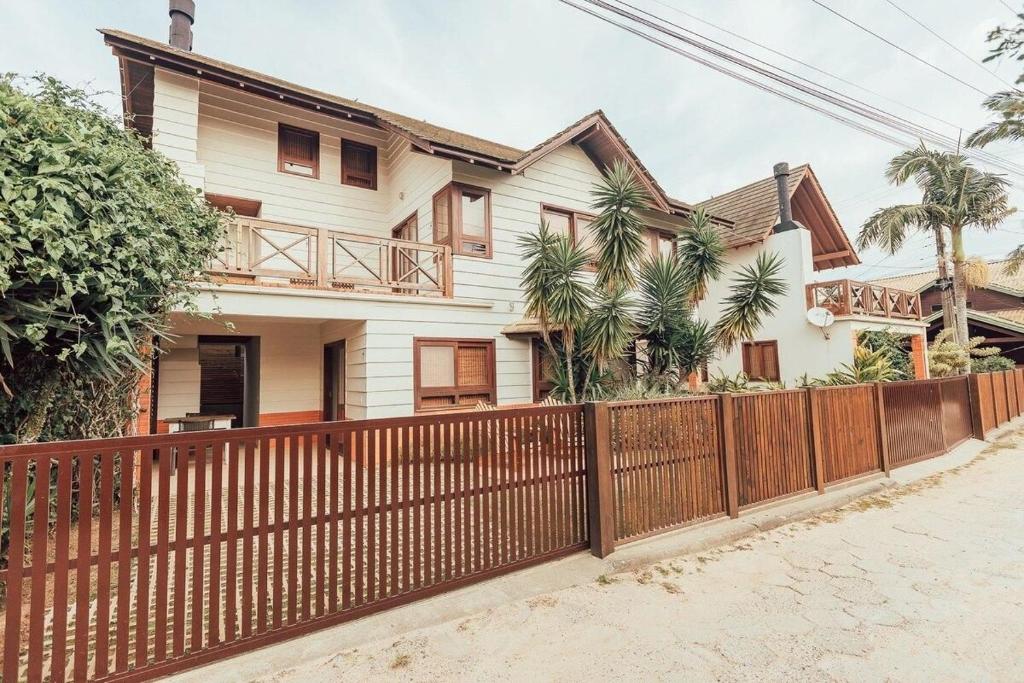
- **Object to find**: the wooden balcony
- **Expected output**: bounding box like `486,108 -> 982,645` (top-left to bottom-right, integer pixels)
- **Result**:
806,279 -> 922,320
207,217 -> 453,297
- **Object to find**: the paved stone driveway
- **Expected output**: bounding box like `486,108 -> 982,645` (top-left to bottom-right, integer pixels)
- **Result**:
268,436 -> 1024,682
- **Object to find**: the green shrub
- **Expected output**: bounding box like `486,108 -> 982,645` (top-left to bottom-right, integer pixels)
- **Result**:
971,354 -> 1016,373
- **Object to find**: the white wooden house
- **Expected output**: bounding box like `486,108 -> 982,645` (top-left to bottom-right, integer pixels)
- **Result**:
100,20 -> 926,433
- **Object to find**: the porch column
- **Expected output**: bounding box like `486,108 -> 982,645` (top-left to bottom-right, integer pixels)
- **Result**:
910,334 -> 928,379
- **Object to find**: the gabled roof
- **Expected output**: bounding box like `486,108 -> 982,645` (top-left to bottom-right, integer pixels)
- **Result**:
922,307 -> 1024,336
872,259 -> 1024,297
100,29 -> 725,223
695,164 -> 859,270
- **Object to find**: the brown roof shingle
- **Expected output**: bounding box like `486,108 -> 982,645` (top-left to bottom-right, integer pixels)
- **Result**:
872,259 -> 1024,296
695,165 -> 809,248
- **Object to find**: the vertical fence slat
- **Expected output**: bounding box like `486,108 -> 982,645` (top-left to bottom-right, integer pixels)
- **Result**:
135,449 -> 154,669
3,459 -> 28,683
74,453 -> 94,680
51,454 -> 74,683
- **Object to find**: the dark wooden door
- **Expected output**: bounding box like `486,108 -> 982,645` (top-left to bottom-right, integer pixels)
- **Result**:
323,341 -> 346,421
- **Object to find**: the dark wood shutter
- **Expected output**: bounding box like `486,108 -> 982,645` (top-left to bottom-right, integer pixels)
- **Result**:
278,124 -> 319,178
414,339 -> 496,411
742,341 -> 780,381
341,140 -> 378,189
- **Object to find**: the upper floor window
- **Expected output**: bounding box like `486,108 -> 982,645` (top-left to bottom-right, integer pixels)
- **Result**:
433,183 -> 492,258
277,124 -> 319,178
341,140 -> 378,190
541,205 -> 598,267
648,229 -> 676,259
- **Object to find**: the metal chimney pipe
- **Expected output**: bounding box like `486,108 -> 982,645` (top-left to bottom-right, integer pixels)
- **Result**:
169,0 -> 195,51
773,162 -> 793,224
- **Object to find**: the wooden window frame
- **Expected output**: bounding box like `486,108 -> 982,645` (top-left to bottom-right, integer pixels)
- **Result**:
204,193 -> 262,217
340,139 -> 378,190
413,338 -> 496,412
741,340 -> 781,382
647,228 -> 676,259
432,183 -> 493,258
540,204 -> 598,270
532,338 -> 557,403
277,123 -> 320,179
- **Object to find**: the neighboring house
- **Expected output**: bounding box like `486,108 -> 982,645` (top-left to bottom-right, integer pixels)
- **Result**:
872,259 -> 1024,366
696,165 -> 929,384
101,14 -> 926,432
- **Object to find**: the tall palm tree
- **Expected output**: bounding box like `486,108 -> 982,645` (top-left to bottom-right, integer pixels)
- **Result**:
858,145 -> 1015,346
712,252 -> 788,352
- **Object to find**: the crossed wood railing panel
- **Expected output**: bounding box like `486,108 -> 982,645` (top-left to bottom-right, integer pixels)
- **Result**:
207,217 -> 452,297
806,279 -> 921,320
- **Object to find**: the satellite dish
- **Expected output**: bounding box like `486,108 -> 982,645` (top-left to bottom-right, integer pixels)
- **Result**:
806,307 -> 835,339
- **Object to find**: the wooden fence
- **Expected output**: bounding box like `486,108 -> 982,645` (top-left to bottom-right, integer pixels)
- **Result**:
2,371 -> 1023,681
0,405 -> 586,682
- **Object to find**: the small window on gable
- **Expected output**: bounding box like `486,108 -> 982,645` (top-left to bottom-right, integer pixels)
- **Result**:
432,183 -> 492,258
278,124 -> 319,178
648,229 -> 675,259
341,140 -> 377,190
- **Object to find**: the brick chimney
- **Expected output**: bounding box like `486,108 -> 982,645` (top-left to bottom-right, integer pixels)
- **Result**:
169,0 -> 195,51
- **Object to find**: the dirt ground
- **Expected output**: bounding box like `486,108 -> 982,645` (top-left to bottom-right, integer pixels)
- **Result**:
260,435 -> 1024,682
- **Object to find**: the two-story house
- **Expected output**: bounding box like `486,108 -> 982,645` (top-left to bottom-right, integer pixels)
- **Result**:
101,10 -> 926,433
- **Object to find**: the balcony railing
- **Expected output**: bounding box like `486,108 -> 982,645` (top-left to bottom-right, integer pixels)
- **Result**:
806,279 -> 921,320
207,217 -> 453,297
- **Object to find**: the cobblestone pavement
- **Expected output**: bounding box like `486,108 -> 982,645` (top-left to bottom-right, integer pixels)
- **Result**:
268,434 -> 1024,682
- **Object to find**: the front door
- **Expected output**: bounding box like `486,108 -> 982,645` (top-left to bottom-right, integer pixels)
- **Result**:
323,341 -> 346,421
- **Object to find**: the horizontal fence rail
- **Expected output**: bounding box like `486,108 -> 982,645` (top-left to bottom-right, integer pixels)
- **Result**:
2,370 -> 1022,681
0,405 -> 586,682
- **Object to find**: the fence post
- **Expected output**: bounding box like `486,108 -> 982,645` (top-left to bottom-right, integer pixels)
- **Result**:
718,393 -> 740,518
583,401 -> 615,558
806,388 -> 826,493
967,373 -> 986,440
873,382 -> 891,476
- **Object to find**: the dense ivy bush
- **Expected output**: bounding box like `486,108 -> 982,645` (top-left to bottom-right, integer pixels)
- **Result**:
0,75 -> 223,439
858,329 -> 912,380
0,75 -> 223,572
970,354 -> 1016,373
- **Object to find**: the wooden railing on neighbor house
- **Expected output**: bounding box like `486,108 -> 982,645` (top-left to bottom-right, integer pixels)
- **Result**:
207,217 -> 453,297
805,279 -> 922,320
3,370 -> 1022,682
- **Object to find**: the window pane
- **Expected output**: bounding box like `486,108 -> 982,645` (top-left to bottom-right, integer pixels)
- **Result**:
433,191 -> 450,243
457,345 -> 489,386
420,345 -> 455,387
461,190 -> 488,238
279,125 -> 318,176
576,216 -> 598,261
543,210 -> 571,239
659,236 -> 674,257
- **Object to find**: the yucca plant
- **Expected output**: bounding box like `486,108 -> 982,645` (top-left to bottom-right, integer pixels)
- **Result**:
927,328 -> 1003,377
713,252 -> 788,352
676,207 -> 725,304
824,345 -> 899,385
590,159 -> 651,291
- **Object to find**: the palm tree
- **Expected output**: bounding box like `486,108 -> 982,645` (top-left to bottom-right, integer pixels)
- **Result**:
590,159 -> 650,291
675,207 -> 725,304
521,163 -> 788,400
857,145 -> 1014,346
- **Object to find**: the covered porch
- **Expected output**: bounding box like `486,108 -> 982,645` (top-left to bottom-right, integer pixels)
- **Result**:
144,314 -> 367,433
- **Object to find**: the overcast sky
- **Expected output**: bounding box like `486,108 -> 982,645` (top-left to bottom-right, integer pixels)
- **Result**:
5,0 -> 1024,281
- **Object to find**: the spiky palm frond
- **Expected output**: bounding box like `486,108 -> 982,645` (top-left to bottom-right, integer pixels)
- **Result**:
634,254 -> 689,376
675,207 -> 725,302
967,90 -> 1024,148
582,283 -> 636,371
544,235 -> 592,331
1005,243 -> 1024,275
824,346 -> 899,385
673,317 -> 716,378
713,252 -> 788,352
589,159 -> 650,291
857,204 -> 936,253
518,220 -> 561,326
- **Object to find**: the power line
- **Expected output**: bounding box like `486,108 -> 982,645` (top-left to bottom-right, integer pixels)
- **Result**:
997,0 -> 1020,18
882,0 -> 1018,91
643,0 -> 964,134
565,0 -> 1024,180
807,0 -> 991,96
